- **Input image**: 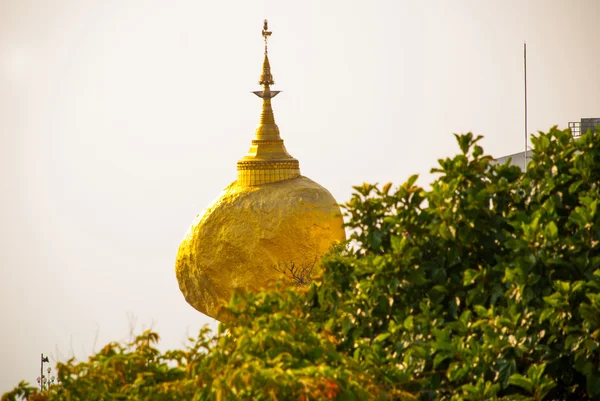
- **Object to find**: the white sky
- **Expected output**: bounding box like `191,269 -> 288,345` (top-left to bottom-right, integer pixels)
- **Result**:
1,0 -> 598,392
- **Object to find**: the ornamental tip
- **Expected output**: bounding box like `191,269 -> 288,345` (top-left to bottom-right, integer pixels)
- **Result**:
259,19 -> 274,87
255,19 -> 277,127
262,19 -> 272,51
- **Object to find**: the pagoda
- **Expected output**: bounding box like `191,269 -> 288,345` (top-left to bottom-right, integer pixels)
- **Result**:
175,20 -> 345,319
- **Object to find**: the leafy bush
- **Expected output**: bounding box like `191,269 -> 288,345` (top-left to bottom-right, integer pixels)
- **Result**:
308,127 -> 600,400
4,126 -> 599,400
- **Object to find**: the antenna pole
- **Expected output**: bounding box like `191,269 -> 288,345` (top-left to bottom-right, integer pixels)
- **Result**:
524,42 -> 528,170
40,353 -> 44,391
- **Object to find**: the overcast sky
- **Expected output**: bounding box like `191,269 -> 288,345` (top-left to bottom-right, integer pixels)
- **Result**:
1,0 -> 599,393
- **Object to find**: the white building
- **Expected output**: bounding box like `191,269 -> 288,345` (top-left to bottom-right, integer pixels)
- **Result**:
494,117 -> 599,169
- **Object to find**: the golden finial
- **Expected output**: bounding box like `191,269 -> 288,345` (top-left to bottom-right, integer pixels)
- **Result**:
253,19 -> 279,130
257,19 -> 276,90
262,19 -> 272,54
236,19 -> 300,186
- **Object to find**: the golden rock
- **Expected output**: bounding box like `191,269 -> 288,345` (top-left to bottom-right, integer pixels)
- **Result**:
176,177 -> 345,318
175,20 -> 345,319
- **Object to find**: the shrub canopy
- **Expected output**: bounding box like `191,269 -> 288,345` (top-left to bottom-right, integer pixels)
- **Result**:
4,127 -> 600,400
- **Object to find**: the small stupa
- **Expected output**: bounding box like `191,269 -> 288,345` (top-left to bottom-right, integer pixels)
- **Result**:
175,20 -> 345,319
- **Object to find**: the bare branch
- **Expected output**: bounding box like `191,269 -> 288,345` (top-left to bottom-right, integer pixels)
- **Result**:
272,257 -> 319,286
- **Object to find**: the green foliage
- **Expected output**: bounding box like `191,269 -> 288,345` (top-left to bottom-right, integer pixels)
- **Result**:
308,127 -> 600,400
3,293 -> 408,401
209,288 -> 410,400
2,329 -> 216,401
4,126 -> 600,400
0,382 -> 40,401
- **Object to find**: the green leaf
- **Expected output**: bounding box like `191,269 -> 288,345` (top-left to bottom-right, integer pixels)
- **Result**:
508,374 -> 534,393
580,304 -> 600,326
463,269 -> 480,286
447,362 -> 470,382
569,180 -> 584,194
497,358 -> 516,388
543,293 -> 564,307
539,308 -> 554,323
587,374 -> 600,398
406,174 -> 419,188
403,316 -> 414,330
526,363 -> 546,382
473,305 -> 489,318
374,332 -> 391,343
545,221 -> 558,240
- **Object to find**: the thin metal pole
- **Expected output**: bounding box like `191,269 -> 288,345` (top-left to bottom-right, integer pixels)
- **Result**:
40,353 -> 44,391
524,42 -> 528,170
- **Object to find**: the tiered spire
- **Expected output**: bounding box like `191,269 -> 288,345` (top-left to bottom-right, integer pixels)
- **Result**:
236,20 -> 300,186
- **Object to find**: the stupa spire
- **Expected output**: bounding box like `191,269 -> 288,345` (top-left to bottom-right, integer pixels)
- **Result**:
252,20 -> 281,138
237,19 -> 300,186
259,19 -> 274,85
